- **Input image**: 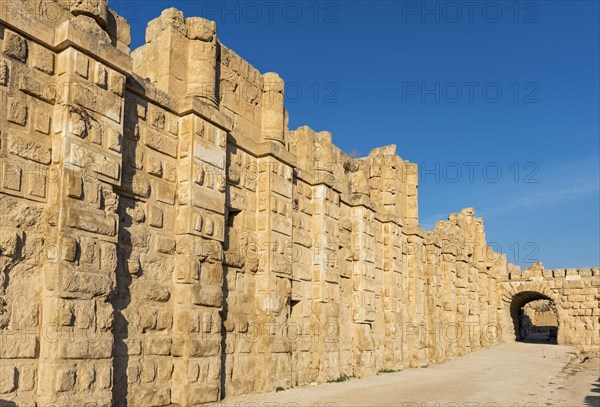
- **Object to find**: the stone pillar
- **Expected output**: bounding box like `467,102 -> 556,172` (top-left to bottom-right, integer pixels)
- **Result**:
455,255 -> 470,356
337,204 -> 355,378
187,17 -> 218,105
350,204 -> 377,376
380,221 -> 404,370
442,242 -> 458,358
133,8 -> 189,97
404,228 -> 427,367
0,25 -> 57,405
467,263 -> 481,351
485,252 -> 501,347
171,113 -> 228,405
424,236 -> 442,363
404,162 -> 419,228
288,177 -> 316,387
261,72 -> 285,145
480,263 -> 495,347
254,155 -> 294,391
310,181 -> 342,381
38,44 -> 126,405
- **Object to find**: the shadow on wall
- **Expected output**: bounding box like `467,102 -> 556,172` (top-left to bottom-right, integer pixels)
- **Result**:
584,377 -> 600,407
111,193 -> 137,404
0,401 -> 17,406
110,89 -> 146,404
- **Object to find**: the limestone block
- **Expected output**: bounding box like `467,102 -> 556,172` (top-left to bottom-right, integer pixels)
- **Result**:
155,236 -> 176,254
147,155 -> 163,177
145,336 -> 172,355
68,0 -> 109,28
187,18 -> 216,41
0,59 -> 8,86
55,365 -> 77,392
0,335 -> 37,358
0,365 -> 17,394
33,44 -> 55,74
192,286 -> 223,307
173,383 -> 220,405
61,236 -> 78,261
7,99 -> 28,126
146,128 -> 178,158
1,162 -> 22,192
66,208 -> 116,236
34,109 -> 52,135
95,62 -> 108,88
18,363 -> 36,391
132,175 -> 151,198
67,143 -> 120,181
130,386 -> 171,407
75,51 -> 90,78
58,268 -> 114,299
186,337 -> 221,357
109,71 -> 125,96
19,75 -> 56,104
3,31 -> 28,62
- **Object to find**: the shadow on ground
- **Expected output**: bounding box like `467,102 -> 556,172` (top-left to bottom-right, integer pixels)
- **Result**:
519,332 -> 557,345
585,377 -> 600,407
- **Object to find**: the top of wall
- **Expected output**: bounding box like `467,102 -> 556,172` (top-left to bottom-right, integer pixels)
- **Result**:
506,262 -> 599,280
5,3 -> 591,278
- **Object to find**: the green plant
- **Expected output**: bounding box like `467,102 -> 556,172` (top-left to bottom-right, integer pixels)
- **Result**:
327,374 -> 353,383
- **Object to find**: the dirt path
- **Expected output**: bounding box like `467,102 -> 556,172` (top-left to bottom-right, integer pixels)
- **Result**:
222,343 -> 599,407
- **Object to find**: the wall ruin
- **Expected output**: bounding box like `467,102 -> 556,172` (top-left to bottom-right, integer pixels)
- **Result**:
0,3 -> 598,405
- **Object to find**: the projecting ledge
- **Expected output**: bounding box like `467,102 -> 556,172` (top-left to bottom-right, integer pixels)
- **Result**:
179,96 -> 233,132
54,19 -> 132,73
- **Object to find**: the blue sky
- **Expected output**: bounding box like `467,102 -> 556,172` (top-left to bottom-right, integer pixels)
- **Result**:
111,0 -> 600,269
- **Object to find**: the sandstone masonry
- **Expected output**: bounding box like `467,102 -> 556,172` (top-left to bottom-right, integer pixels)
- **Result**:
0,3 -> 598,406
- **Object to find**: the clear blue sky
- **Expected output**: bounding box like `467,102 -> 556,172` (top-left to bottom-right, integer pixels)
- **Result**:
110,0 -> 600,269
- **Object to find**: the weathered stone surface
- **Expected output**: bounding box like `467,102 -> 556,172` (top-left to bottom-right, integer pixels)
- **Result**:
0,335 -> 38,358
8,134 -> 51,164
0,59 -> 8,86
130,386 -> 171,406
33,44 -> 55,74
66,208 -> 116,236
7,99 -> 28,126
19,75 -> 57,104
0,366 -> 17,394
3,31 -> 28,62
0,5 -> 597,407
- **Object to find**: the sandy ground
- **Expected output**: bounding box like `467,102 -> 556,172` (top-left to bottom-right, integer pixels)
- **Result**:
221,342 -> 600,407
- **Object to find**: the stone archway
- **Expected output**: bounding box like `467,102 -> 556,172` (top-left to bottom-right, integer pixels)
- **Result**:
509,291 -> 558,343
500,282 -> 565,346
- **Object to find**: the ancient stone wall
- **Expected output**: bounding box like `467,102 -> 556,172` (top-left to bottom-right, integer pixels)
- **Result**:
524,300 -> 558,327
0,3 -> 598,406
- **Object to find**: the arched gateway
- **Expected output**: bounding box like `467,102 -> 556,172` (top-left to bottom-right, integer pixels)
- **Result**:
508,291 -> 558,343
500,265 -> 598,351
